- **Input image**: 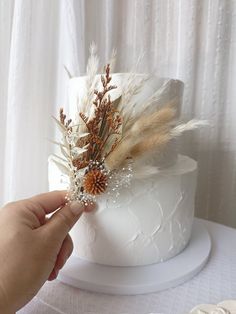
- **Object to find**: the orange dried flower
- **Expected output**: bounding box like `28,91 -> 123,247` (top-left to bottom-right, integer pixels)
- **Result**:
83,169 -> 108,195
72,159 -> 89,170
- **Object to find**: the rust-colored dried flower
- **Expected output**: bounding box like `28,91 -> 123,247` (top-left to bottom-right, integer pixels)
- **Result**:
83,169 -> 108,195
72,159 -> 89,170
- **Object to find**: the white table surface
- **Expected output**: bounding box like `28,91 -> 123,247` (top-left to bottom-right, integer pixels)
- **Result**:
18,218 -> 236,314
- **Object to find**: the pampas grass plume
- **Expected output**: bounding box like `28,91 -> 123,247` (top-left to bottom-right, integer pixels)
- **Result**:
105,136 -> 134,171
130,106 -> 175,136
130,132 -> 171,159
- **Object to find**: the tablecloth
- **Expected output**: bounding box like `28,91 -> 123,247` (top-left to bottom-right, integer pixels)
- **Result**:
18,218 -> 236,314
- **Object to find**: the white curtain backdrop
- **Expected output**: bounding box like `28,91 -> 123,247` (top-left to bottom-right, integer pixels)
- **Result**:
0,0 -> 236,227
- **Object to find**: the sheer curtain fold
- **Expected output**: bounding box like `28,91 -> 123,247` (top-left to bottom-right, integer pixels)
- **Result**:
1,0 -> 61,202
0,0 -> 235,227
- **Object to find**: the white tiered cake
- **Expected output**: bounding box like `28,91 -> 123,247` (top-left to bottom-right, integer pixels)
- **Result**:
48,74 -> 198,267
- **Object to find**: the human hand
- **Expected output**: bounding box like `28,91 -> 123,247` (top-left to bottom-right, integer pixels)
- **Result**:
0,190 -> 95,313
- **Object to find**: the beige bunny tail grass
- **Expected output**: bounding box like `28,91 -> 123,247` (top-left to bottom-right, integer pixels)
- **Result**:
130,106 -> 176,136
105,136 -> 133,171
130,132 -> 171,160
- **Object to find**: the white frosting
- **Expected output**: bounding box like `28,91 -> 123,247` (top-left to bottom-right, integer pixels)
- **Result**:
48,155 -> 197,266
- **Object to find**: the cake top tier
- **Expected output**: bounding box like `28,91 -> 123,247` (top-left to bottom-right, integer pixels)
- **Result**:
68,74 -> 184,122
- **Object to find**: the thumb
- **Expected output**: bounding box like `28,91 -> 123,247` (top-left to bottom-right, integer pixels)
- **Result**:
43,201 -> 96,242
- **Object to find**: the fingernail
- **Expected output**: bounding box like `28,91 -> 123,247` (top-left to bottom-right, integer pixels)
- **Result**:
55,268 -> 59,278
69,201 -> 84,215
84,202 -> 97,213
48,269 -> 58,281
62,254 -> 71,268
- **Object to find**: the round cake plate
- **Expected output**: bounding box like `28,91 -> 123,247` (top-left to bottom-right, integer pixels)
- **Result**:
58,219 -> 211,295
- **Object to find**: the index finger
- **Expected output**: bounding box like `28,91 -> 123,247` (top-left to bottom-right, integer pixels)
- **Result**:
29,190 -> 67,214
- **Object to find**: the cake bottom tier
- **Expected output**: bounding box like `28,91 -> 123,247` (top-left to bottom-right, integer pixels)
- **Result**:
69,155 -> 197,266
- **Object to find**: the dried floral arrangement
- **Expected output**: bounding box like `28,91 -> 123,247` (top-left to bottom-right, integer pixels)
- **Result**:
51,45 -> 207,205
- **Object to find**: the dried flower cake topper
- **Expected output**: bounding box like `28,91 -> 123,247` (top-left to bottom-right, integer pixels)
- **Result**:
51,45 -> 208,204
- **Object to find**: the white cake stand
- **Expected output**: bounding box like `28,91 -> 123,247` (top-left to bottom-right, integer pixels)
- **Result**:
58,218 -> 211,295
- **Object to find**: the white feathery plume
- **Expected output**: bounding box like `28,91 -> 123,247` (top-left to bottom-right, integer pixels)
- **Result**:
131,51 -> 146,72
81,43 -> 99,114
109,48 -> 117,72
170,119 -> 209,137
127,80 -> 179,128
120,52 -> 147,111
77,43 -> 99,132
121,74 -> 149,133
132,165 -> 160,179
87,42 -> 99,80
138,79 -> 173,114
